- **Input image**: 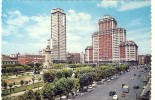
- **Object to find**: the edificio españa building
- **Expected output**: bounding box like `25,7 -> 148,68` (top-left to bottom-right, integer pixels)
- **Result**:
85,15 -> 138,64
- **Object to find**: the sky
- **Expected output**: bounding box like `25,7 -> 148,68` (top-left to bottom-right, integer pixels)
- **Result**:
1,0 -> 151,55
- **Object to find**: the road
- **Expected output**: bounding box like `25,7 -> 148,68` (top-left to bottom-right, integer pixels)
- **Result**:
74,67 -> 149,100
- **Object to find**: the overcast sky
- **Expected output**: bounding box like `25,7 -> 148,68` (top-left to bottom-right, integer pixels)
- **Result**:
2,0 -> 151,55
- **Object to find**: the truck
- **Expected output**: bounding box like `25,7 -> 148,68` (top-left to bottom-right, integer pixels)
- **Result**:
122,84 -> 129,93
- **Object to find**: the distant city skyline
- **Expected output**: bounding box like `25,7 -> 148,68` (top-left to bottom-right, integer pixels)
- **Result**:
2,0 -> 151,55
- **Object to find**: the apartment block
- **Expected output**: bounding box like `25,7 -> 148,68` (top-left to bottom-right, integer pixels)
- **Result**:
51,8 -> 66,63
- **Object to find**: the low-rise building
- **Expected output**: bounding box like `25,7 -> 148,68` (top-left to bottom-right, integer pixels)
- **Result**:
18,54 -> 45,65
138,54 -> 151,65
2,54 -> 19,65
67,53 -> 81,64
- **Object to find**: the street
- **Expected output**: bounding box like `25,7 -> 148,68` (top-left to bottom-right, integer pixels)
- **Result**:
74,67 -> 149,100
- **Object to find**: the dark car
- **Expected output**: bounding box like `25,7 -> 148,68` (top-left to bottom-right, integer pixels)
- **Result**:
109,91 -> 116,96
133,85 -> 139,89
138,74 -> 141,77
134,74 -> 136,76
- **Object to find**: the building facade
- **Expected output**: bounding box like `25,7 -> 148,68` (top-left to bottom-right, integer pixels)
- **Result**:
85,46 -> 93,63
119,41 -> 138,65
138,54 -> 151,65
51,8 -> 66,63
18,54 -> 45,65
67,53 -> 81,64
92,15 -> 127,63
2,54 -> 19,65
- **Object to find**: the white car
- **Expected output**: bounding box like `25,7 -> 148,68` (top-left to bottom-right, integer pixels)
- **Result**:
142,86 -> 146,89
131,78 -> 134,80
113,95 -> 119,100
107,79 -> 110,82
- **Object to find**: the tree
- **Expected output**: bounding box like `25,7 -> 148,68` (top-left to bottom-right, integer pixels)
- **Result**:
62,69 -> 73,78
13,82 -> 16,86
8,83 -> 13,98
54,78 -> 68,98
24,90 -> 35,100
56,70 -> 64,79
25,81 -> 29,85
43,70 -> 56,83
20,80 -> 24,90
42,83 -> 56,100
34,91 -> 41,100
78,73 -> 89,90
2,80 -> 7,89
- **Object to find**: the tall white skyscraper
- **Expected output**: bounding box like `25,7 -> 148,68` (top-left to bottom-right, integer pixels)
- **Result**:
51,8 -> 66,63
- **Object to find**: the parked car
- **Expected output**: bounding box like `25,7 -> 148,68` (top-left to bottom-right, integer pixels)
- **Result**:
138,74 -> 141,77
87,86 -> 93,92
107,79 -> 110,82
133,85 -> 139,89
109,91 -> 116,96
121,93 -> 125,97
113,95 -> 119,100
134,74 -> 136,76
142,86 -> 146,89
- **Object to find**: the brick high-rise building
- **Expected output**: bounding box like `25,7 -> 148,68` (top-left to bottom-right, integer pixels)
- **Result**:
98,14 -> 117,31
51,8 -> 66,63
92,15 -> 126,63
119,41 -> 138,65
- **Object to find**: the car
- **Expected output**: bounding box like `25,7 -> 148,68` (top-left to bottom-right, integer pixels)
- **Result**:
133,85 -> 139,89
87,86 -> 93,92
107,79 -> 110,82
142,86 -> 146,89
138,74 -> 141,77
109,91 -> 116,96
134,74 -> 136,76
111,77 -> 115,80
121,93 -> 125,97
113,95 -> 119,100
131,78 -> 134,80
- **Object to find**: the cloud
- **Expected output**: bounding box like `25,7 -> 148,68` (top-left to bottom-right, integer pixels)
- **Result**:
66,9 -> 97,52
2,10 -> 29,36
118,1 -> 150,12
127,19 -> 141,28
97,0 -> 150,11
2,10 -> 50,54
97,0 -> 124,8
2,9 -> 97,54
26,15 -> 50,39
127,28 -> 151,54
3,10 -> 50,39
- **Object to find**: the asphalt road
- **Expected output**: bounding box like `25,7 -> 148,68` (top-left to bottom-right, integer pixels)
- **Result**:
74,67 -> 149,100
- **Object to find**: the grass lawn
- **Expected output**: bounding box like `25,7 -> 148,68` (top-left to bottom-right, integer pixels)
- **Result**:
2,82 -> 45,97
2,72 -> 34,85
3,75 -> 33,85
